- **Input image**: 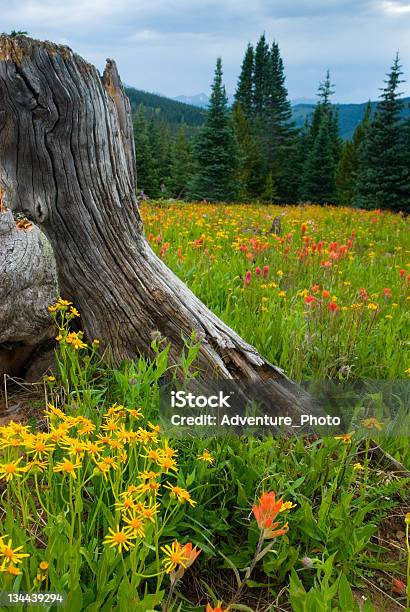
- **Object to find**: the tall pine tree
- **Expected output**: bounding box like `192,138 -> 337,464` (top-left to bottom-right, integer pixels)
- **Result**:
301,71 -> 341,203
234,43 -> 254,118
336,102 -> 372,205
264,41 -> 298,202
134,105 -> 153,195
169,126 -> 193,199
188,58 -> 239,202
355,54 -> 409,212
253,34 -> 270,117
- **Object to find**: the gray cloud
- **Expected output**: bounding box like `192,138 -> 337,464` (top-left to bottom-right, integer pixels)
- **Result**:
1,0 -> 409,101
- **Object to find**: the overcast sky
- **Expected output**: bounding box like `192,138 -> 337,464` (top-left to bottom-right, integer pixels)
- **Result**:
2,0 -> 410,102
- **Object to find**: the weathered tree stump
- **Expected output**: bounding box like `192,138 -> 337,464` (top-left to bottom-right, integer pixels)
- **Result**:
0,35 -> 310,414
0,203 -> 57,379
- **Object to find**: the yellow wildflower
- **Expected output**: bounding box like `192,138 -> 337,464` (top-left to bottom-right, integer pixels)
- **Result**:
161,541 -> 188,574
0,457 -> 25,481
103,527 -> 135,553
197,450 -> 215,464
53,458 -> 82,478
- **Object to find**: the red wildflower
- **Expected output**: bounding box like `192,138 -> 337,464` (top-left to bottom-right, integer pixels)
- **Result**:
262,265 -> 269,278
244,271 -> 252,286
304,295 -> 316,306
160,242 -> 170,258
301,223 -> 307,235
399,269 -> 405,278
312,284 -> 320,294
255,266 -> 261,276
360,288 -> 368,301
182,542 -> 201,569
206,603 -> 230,612
252,491 -> 289,540
383,287 -> 392,298
391,578 -> 406,595
322,289 -> 330,299
328,302 -> 339,313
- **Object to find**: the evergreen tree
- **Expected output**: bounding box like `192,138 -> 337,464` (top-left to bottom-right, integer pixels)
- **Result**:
335,140 -> 356,205
302,114 -> 337,203
145,120 -> 161,198
233,36 -> 299,201
403,108 -> 410,198
232,100 -> 264,199
261,172 -> 278,203
264,41 -> 299,201
133,105 -> 153,195
336,102 -> 372,205
292,119 -> 311,201
169,126 -> 193,199
253,34 -> 270,117
301,71 -> 341,203
188,58 -> 240,202
234,43 -> 254,118
355,54 -> 409,212
157,123 -> 173,196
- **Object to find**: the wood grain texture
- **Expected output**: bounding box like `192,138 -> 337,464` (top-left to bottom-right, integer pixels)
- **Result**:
0,208 -> 57,377
0,35 -> 311,414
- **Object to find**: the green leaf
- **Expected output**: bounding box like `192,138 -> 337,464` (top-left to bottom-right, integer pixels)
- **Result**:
338,573 -> 354,611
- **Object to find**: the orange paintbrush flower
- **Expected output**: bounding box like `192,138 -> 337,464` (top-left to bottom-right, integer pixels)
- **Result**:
252,491 -> 289,540
206,603 -> 230,612
182,542 -> 201,569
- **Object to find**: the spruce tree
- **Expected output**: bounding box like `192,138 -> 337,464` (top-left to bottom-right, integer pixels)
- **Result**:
301,71 -> 340,203
232,96 -> 264,199
169,126 -> 193,199
336,102 -> 372,205
234,43 -> 254,118
335,140 -> 356,205
253,34 -> 270,117
302,114 -> 337,203
403,109 -> 410,202
188,58 -> 239,202
264,41 -> 298,201
355,54 -> 409,212
133,105 -> 153,195
157,123 -> 173,196
145,120 -> 161,198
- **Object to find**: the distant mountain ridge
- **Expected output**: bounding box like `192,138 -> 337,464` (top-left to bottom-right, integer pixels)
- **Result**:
125,86 -> 410,140
173,93 -> 316,108
125,86 -> 206,137
173,92 -> 236,107
292,98 -> 410,139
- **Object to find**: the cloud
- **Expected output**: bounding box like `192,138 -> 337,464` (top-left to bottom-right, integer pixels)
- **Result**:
131,29 -> 163,42
1,0 -> 409,101
382,0 -> 410,13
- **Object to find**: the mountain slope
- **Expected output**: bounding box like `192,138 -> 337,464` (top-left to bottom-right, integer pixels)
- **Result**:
293,98 -> 410,139
125,86 -> 206,135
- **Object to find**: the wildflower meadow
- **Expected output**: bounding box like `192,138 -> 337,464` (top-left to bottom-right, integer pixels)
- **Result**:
0,202 -> 409,611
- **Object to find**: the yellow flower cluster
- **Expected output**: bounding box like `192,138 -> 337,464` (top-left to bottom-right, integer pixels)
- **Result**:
0,399 -> 197,559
